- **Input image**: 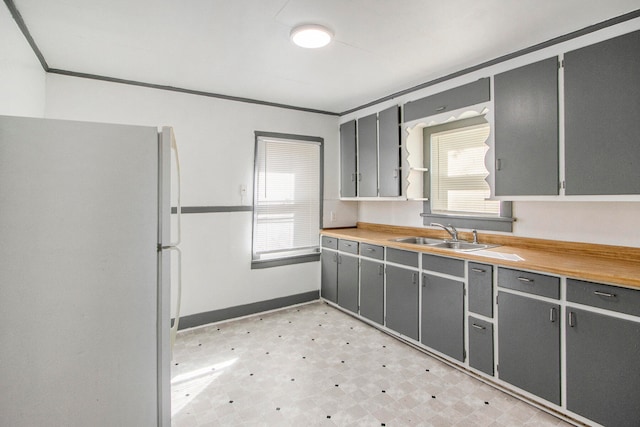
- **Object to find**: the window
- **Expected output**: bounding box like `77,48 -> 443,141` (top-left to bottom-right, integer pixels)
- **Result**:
430,122 -> 499,216
420,116 -> 513,232
251,132 -> 323,268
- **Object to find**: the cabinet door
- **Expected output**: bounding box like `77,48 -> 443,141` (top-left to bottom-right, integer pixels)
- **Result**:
360,259 -> 384,325
494,57 -> 559,196
497,292 -> 560,405
321,251 -> 337,303
339,120 -> 357,197
421,274 -> 464,361
564,30 -> 640,195
337,254 -> 359,313
468,263 -> 493,317
385,265 -> 419,340
566,308 -> 640,426
468,317 -> 494,376
357,113 -> 378,197
378,105 -> 401,197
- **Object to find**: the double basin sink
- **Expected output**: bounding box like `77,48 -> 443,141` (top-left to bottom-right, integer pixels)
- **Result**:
390,236 -> 499,252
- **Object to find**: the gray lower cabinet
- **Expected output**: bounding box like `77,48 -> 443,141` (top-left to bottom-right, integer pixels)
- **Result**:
321,250 -> 338,303
468,262 -> 493,317
564,29 -> 640,195
494,56 -> 559,196
385,265 -> 419,340
566,308 -> 640,427
468,317 -> 494,376
337,254 -> 359,313
359,259 -> 384,325
421,273 -> 464,361
339,120 -> 357,197
357,114 -> 378,197
497,291 -> 561,405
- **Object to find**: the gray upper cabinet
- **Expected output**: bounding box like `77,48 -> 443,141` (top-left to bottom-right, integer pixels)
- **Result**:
494,57 -> 559,196
385,265 -> 419,340
498,291 -> 561,405
566,308 -> 640,427
421,273 -> 465,361
357,114 -> 378,197
403,78 -> 490,122
339,120 -> 357,197
378,105 -> 401,197
564,30 -> 640,195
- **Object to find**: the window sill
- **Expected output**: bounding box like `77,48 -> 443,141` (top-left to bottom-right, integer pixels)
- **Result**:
251,253 -> 320,269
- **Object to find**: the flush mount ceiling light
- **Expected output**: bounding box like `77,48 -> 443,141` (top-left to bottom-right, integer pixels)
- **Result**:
290,24 -> 333,48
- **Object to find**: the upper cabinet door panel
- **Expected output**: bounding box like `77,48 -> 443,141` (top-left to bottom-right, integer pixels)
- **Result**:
494,57 -> 559,196
403,78 -> 490,123
564,30 -> 640,195
339,120 -> 357,197
378,105 -> 401,197
357,113 -> 378,197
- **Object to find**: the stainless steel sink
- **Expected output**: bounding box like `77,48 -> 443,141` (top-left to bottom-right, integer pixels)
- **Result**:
430,241 -> 499,252
390,236 -> 499,252
391,236 -> 446,245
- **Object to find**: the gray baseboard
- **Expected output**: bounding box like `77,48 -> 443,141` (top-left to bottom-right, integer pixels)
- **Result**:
177,290 -> 320,330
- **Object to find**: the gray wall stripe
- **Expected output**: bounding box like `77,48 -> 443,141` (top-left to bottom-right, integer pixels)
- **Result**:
171,205 -> 253,214
177,291 -> 320,330
3,0 -> 49,71
339,8 -> 640,116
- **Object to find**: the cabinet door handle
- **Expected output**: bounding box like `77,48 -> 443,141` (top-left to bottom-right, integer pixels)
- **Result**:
333,253 -> 338,263
351,173 -> 356,182
393,168 -> 399,178
378,265 -> 384,276
358,173 -> 362,182
435,105 -> 446,112
496,158 -> 502,171
594,290 -> 616,298
517,277 -> 533,283
568,311 -> 576,327
549,307 -> 557,323
471,323 -> 486,330
337,254 -> 342,264
471,268 -> 486,273
412,273 -> 417,284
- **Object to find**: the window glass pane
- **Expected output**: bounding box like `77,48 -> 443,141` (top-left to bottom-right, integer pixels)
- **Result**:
253,136 -> 321,262
430,123 -> 499,216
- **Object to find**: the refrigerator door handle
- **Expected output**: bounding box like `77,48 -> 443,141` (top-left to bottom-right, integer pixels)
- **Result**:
169,128 -> 182,247
166,245 -> 182,354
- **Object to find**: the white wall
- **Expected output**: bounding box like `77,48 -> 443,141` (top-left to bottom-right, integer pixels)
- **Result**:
0,3 -> 46,116
44,74 -> 354,317
350,17 -> 640,248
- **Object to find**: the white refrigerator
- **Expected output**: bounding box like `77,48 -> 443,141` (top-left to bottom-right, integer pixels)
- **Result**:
0,115 -> 181,426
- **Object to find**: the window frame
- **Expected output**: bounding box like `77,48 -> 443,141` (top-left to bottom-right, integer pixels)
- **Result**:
251,131 -> 324,269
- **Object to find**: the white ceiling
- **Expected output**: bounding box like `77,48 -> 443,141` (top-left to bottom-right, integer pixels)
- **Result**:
13,0 -> 640,114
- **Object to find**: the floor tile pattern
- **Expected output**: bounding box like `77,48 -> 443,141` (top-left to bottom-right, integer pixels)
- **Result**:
171,301 -> 571,426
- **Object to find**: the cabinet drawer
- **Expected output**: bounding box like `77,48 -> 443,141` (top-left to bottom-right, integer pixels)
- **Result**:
498,268 -> 559,299
338,239 -> 359,254
386,248 -> 418,268
422,254 -> 464,277
468,262 -> 494,318
321,236 -> 338,249
360,243 -> 384,260
403,78 -> 490,122
567,279 -> 640,317
468,317 -> 494,376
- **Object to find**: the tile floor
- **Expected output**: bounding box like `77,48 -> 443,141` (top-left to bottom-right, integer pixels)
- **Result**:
171,301 -> 572,426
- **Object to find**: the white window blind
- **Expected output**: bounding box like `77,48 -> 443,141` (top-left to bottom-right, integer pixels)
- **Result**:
430,123 -> 500,216
252,136 -> 321,262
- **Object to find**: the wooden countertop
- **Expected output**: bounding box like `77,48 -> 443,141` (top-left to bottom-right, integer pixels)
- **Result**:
321,223 -> 640,290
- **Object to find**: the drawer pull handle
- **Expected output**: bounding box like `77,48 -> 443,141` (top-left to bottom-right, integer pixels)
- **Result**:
550,307 -> 557,323
517,277 -> 533,283
472,323 -> 486,330
367,248 -> 375,252
569,311 -> 576,327
593,290 -> 616,298
471,268 -> 486,273
435,106 -> 446,112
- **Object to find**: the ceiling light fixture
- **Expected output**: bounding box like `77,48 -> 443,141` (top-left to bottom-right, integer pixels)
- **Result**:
290,24 -> 333,49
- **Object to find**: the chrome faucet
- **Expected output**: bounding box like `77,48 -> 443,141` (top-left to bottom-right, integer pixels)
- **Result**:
430,223 -> 459,241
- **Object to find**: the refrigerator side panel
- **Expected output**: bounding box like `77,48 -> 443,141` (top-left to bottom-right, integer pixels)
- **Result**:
0,116 -> 159,426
